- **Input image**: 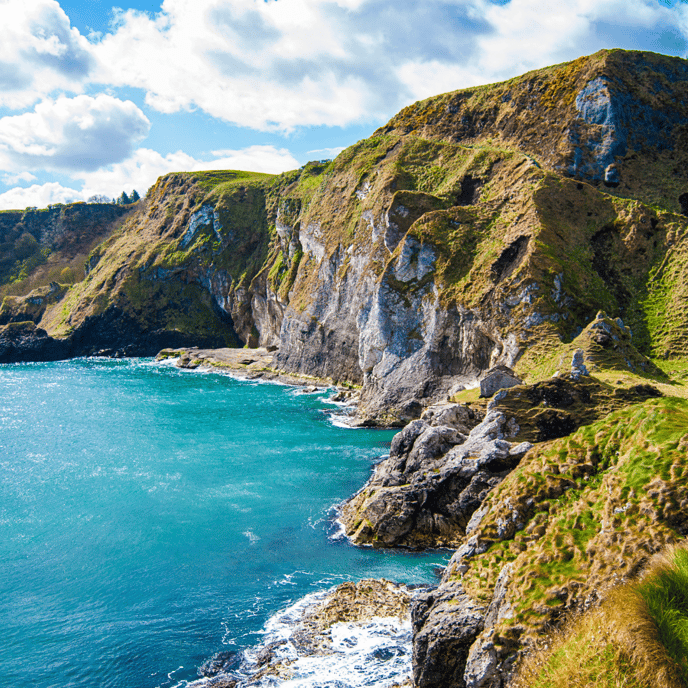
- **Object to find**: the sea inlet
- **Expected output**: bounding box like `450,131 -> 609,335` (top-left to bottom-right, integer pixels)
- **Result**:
0,358 -> 447,688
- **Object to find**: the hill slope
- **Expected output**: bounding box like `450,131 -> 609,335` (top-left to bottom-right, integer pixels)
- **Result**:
2,50 -> 688,426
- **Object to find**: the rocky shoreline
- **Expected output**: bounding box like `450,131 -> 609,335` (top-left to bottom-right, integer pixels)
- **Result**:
157,345 -> 364,419
154,332 -> 670,688
188,579 -> 424,688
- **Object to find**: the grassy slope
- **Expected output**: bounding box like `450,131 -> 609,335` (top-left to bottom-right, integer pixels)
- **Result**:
514,545 -> 688,688
445,397 -> 688,664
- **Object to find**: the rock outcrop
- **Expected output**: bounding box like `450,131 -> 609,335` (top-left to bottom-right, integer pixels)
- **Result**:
189,579 -> 420,688
339,402 -> 534,548
339,338 -> 663,550
0,321 -> 69,363
479,366 -> 523,398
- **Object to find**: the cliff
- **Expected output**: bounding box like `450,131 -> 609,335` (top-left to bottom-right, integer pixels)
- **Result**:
3,49 -> 688,427
2,49 -> 688,687
0,202 -> 131,291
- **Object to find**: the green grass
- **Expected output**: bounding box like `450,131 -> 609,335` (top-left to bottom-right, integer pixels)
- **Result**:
514,545 -> 688,688
189,169 -> 275,192
637,547 -> 688,684
458,398 -> 688,645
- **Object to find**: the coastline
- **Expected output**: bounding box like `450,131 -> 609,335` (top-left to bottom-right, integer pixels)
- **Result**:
152,349 -> 441,688
186,579 -> 427,688
156,346 -> 364,425
2,357 -> 449,688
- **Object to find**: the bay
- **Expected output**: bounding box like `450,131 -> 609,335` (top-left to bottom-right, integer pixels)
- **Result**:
0,359 -> 447,688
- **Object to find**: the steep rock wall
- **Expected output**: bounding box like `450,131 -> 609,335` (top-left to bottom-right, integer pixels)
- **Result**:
3,50 -> 688,422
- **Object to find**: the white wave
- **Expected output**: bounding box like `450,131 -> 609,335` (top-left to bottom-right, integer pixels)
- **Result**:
326,411 -> 359,429
146,356 -> 180,368
229,585 -> 415,688
284,617 -> 412,688
244,529 -> 261,545
327,518 -> 347,542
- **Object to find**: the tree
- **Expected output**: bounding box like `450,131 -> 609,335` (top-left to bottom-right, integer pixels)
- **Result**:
130,189 -> 140,202
117,191 -> 131,205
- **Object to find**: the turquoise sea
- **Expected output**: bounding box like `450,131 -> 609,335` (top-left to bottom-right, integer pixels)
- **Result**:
0,359 -> 447,688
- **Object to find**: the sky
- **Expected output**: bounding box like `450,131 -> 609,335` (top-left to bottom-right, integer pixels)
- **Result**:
0,0 -> 686,209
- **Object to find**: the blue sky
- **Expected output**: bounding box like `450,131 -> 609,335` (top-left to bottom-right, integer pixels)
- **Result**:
0,0 -> 686,209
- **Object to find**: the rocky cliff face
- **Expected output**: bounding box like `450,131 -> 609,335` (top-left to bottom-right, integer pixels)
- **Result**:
409,395 -> 688,688
4,51 -> 688,424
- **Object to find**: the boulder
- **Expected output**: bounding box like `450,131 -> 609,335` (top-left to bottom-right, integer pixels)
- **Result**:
412,582 -> 486,688
479,366 -> 523,398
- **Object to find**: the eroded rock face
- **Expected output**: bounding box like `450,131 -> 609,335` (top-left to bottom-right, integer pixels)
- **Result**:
412,582 -> 486,688
339,402 -> 534,548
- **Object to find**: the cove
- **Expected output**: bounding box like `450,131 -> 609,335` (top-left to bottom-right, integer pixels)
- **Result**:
0,358 -> 447,688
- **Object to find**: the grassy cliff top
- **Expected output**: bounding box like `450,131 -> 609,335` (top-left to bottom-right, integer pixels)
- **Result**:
377,49 -> 688,214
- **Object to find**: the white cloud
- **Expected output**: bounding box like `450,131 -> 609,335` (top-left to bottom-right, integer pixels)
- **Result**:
91,1 -> 373,130
0,0 -> 685,133
0,0 -> 93,108
75,145 -> 299,198
207,146 -> 300,173
396,0 -> 688,100
2,171 -> 37,185
0,94 -> 150,172
0,182 -> 84,210
84,0 -> 688,131
306,146 -> 346,159
0,143 -> 299,210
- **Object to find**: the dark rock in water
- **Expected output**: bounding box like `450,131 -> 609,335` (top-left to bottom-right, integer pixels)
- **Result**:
204,678 -> 238,688
0,321 -> 70,363
198,650 -> 239,677
479,366 -> 522,398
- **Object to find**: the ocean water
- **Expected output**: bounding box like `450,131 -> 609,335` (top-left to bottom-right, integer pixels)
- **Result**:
0,358 -> 447,688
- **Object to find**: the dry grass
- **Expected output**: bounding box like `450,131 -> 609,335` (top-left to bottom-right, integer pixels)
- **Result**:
513,545 -> 688,688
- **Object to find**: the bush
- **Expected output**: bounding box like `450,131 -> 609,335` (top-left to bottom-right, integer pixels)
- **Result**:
59,267 -> 76,284
13,232 -> 39,260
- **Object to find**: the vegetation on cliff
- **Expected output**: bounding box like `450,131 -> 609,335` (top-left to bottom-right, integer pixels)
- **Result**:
514,544 -> 688,688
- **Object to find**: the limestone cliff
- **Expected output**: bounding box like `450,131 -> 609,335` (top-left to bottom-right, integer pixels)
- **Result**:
3,51 -> 688,427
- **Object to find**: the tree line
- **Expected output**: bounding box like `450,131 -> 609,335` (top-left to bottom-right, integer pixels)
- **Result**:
87,190 -> 141,205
